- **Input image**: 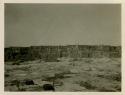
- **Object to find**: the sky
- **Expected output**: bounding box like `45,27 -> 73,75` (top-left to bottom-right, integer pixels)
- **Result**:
5,4 -> 121,47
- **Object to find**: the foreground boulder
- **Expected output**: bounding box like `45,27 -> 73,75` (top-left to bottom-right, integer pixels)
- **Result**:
43,84 -> 55,91
23,79 -> 35,85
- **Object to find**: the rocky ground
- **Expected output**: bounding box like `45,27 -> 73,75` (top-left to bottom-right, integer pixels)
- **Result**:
5,58 -> 121,92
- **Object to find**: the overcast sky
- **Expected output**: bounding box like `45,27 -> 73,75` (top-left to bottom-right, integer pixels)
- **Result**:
5,4 -> 121,47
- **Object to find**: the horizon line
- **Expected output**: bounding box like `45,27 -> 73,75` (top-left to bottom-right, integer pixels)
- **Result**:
5,44 -> 121,48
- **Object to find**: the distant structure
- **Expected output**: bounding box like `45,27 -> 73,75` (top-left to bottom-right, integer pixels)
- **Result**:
5,45 -> 121,61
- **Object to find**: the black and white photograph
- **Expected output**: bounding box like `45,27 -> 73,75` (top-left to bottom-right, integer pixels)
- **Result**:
4,4 -> 121,92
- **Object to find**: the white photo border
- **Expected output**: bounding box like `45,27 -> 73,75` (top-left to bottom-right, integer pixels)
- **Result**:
0,0 -> 124,95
